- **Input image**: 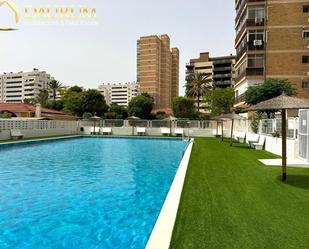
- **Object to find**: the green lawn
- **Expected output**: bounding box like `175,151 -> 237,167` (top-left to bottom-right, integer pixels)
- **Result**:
170,138 -> 309,249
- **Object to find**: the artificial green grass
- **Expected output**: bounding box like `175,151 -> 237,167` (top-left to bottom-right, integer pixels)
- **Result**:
170,138 -> 309,249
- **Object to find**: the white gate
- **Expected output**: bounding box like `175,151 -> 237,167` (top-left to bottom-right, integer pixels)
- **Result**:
299,110 -> 309,161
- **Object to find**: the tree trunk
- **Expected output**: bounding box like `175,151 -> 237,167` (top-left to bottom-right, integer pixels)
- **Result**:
197,94 -> 200,113
53,89 -> 56,101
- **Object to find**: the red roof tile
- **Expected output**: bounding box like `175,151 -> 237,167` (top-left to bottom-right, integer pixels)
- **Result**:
0,103 -> 79,120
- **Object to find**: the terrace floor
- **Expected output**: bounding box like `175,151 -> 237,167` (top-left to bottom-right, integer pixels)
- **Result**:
170,138 -> 309,249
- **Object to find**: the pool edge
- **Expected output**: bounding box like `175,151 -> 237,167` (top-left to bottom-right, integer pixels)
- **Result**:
145,138 -> 194,249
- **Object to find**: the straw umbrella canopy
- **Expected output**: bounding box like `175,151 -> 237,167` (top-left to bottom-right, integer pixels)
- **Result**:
246,94 -> 309,181
127,116 -> 140,120
127,116 -> 140,136
90,114 -> 102,135
212,113 -> 246,145
164,116 -> 178,136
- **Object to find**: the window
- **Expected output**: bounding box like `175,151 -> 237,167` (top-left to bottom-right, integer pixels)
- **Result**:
303,6 -> 309,13
303,56 -> 309,63
248,7 -> 265,19
303,31 -> 309,38
302,81 -> 309,88
248,56 -> 264,68
248,30 -> 265,42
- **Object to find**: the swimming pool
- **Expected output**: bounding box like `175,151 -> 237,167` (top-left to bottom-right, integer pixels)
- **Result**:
0,137 -> 187,249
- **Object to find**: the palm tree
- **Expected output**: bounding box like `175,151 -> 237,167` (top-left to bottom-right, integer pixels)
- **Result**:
36,89 -> 49,107
185,72 -> 212,112
48,80 -> 62,101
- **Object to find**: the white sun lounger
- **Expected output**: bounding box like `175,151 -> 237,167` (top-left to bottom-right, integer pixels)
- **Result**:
247,133 -> 260,146
161,127 -> 170,136
90,127 -> 100,135
102,127 -> 112,135
136,127 -> 146,136
10,129 -> 24,140
174,128 -> 184,136
251,136 -> 266,150
235,132 -> 246,143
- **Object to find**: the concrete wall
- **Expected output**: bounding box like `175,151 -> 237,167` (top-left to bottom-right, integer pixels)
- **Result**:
0,129 -> 77,140
264,136 -> 298,159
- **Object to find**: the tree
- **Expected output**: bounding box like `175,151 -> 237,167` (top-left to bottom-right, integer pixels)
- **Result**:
23,98 -> 37,105
128,93 -> 153,119
185,72 -> 212,112
82,112 -> 92,120
172,97 -> 196,119
205,88 -> 235,115
80,89 -> 109,116
45,100 -> 64,111
69,85 -> 83,93
108,103 -> 128,119
62,89 -> 83,115
0,112 -> 12,119
48,80 -> 62,101
245,79 -> 296,105
36,89 -> 49,107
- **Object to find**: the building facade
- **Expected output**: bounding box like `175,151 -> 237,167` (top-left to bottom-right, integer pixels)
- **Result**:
137,34 -> 179,109
0,69 -> 53,103
234,0 -> 309,107
98,82 -> 140,107
186,52 -> 235,88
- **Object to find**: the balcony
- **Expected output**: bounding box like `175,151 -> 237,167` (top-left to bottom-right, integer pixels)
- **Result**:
235,67 -> 264,83
213,73 -> 232,79
214,81 -> 232,87
236,0 -> 266,22
235,18 -> 265,43
186,63 -> 194,70
213,66 -> 232,72
236,41 -> 265,61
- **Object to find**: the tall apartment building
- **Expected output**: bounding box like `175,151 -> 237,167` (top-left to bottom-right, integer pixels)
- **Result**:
186,52 -> 236,88
98,82 -> 140,107
0,69 -> 53,103
234,0 -> 309,107
137,34 -> 179,110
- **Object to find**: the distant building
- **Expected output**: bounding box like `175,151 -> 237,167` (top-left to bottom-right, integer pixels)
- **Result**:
234,0 -> 309,107
137,34 -> 179,110
186,52 -> 235,88
98,82 -> 140,107
0,69 -> 53,103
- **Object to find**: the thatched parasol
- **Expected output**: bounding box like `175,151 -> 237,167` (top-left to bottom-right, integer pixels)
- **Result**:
247,94 -> 309,181
212,113 -> 246,145
90,114 -> 101,135
127,116 -> 140,136
164,116 -> 178,136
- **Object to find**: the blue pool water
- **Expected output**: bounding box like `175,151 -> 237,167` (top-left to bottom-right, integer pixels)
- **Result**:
0,137 -> 187,249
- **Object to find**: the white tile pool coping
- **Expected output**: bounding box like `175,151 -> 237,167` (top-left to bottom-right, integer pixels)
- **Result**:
145,138 -> 194,249
0,135 -> 82,146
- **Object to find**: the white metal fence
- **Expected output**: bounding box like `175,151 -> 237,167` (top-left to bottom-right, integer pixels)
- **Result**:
79,119 -> 219,129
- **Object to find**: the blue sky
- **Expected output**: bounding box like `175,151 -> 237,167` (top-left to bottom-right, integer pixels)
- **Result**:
1,0 -> 235,95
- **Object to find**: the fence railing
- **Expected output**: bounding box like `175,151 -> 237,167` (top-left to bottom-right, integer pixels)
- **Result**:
79,119 -> 221,129
0,118 -> 300,140
233,118 -> 298,139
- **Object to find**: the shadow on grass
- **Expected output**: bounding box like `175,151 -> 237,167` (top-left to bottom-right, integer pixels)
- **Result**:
278,175 -> 309,190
